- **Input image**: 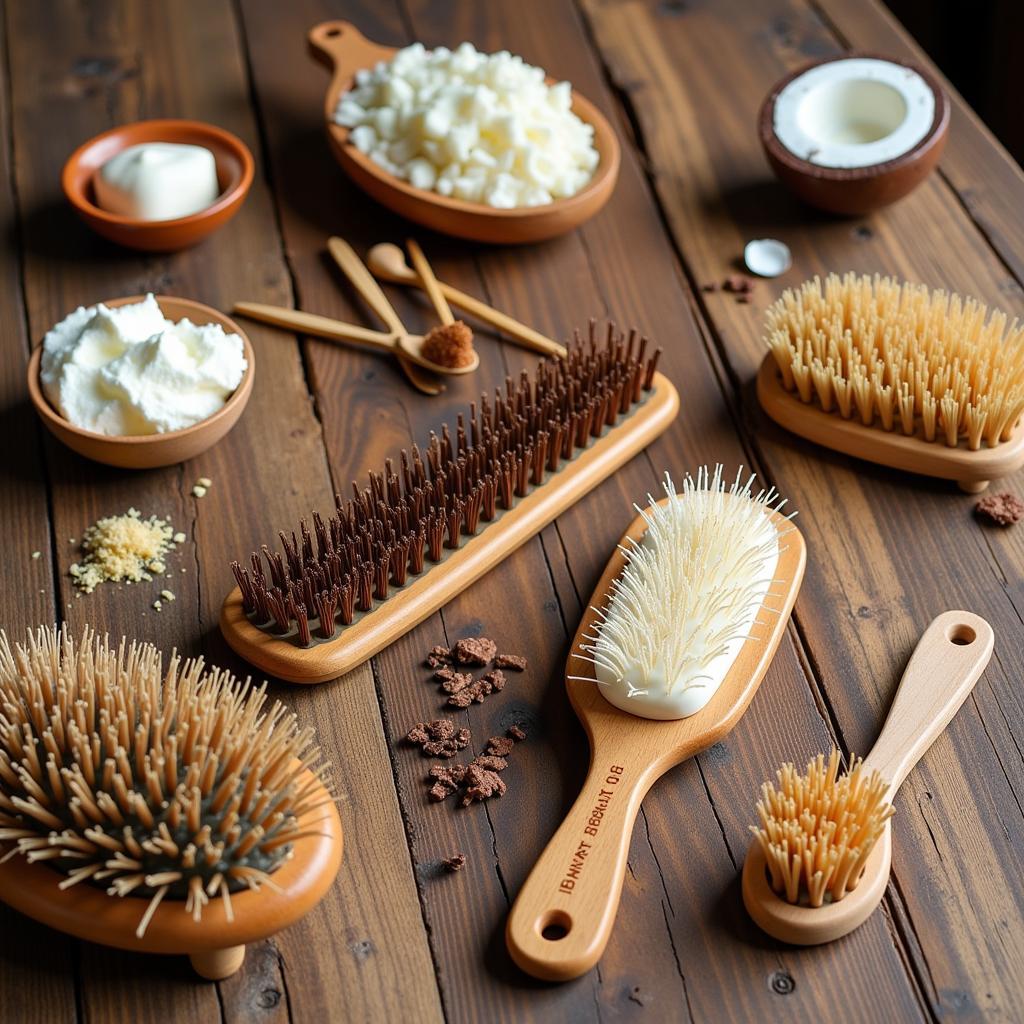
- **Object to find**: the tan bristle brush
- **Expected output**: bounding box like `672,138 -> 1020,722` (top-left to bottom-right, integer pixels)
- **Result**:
221,323 -> 679,684
0,626 -> 342,980
757,273 -> 1024,492
506,466 -> 805,981
742,610 -> 993,945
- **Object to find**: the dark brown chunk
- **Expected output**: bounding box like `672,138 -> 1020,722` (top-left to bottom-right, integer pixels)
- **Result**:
508,724 -> 527,741
471,754 -> 508,773
442,853 -> 467,873
440,671 -> 474,695
485,735 -> 516,757
425,645 -> 452,668
446,669 -> 505,708
976,492 -> 1024,526
453,636 -> 498,665
461,763 -> 507,805
723,273 -> 754,294
427,762 -> 468,801
494,653 -> 527,671
405,719 -> 470,758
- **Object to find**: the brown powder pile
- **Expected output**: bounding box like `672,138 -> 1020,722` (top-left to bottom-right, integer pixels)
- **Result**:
421,321 -> 475,368
975,492 -> 1024,526
70,508 -> 177,593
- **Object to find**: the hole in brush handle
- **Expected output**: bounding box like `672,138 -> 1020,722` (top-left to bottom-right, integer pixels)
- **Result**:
946,623 -> 976,645
539,910 -> 572,941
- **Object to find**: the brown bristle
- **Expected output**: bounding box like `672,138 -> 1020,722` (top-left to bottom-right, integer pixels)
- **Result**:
766,273 -> 1024,448
750,749 -> 893,908
0,626 -> 331,937
232,325 -> 660,647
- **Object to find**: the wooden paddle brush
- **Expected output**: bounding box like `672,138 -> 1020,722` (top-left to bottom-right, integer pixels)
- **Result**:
758,273 -> 1024,492
506,466 -> 805,981
221,323 -> 678,684
742,609 -> 993,945
0,625 -> 342,979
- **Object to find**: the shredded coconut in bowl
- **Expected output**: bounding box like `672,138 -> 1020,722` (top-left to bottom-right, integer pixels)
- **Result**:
334,42 -> 600,209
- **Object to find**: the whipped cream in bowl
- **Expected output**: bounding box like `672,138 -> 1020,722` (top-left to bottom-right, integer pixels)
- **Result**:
29,294 -> 254,469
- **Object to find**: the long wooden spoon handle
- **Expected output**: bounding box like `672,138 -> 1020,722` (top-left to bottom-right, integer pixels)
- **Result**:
326,237 -> 444,395
327,236 -> 407,336
368,245 -> 566,357
506,750 -> 658,981
865,610 -> 993,791
233,303 -> 395,351
406,240 -> 454,325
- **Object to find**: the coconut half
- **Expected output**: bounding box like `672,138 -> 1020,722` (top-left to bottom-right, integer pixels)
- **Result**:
758,53 -> 949,215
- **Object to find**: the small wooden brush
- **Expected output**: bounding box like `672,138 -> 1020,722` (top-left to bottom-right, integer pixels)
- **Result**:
0,625 -> 342,979
758,272 -> 1024,491
742,610 -> 993,945
221,323 -> 679,684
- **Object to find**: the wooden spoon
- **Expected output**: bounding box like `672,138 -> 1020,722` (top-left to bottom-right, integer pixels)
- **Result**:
742,609 -> 994,945
367,242 -> 566,358
232,303 -> 478,376
505,498 -> 806,981
325,236 -> 445,394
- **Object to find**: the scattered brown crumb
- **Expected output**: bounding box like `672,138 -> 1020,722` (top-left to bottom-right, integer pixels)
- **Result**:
508,724 -> 527,741
975,492 -> 1024,526
422,320 -> 475,369
454,636 -> 497,665
485,735 -> 516,757
405,719 -> 471,758
447,669 -> 505,708
472,754 -> 508,772
425,645 -> 452,668
723,273 -> 754,294
701,281 -> 719,293
442,853 -> 467,873
462,763 -> 507,805
427,762 -> 468,801
434,665 -> 459,682
735,295 -> 751,304
439,671 -> 474,695
494,653 -> 527,671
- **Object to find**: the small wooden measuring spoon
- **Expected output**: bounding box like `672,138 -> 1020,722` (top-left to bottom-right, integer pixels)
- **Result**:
232,303 -> 477,376
742,609 -> 993,945
367,242 -> 566,358
326,236 -> 445,393
506,498 -> 806,981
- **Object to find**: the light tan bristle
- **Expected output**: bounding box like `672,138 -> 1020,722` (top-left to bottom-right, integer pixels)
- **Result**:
0,625 -> 331,936
749,749 -> 893,907
765,273 -> 1024,449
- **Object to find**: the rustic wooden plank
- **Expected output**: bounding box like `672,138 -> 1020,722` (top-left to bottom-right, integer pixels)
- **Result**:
241,0 -> 930,1018
3,1 -> 436,1023
579,0 -> 1024,1019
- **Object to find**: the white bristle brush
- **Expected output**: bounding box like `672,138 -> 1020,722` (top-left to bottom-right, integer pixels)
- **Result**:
506,466 -> 806,981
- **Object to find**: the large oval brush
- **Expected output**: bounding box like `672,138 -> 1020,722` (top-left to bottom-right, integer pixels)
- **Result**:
0,626 -> 342,979
506,467 -> 806,981
742,609 -> 993,945
758,273 -> 1024,492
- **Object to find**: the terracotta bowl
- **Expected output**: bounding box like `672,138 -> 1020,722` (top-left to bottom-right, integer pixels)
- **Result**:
62,119 -> 254,251
758,53 -> 950,216
309,20 -> 620,244
28,295 -> 254,469
0,768 -> 342,980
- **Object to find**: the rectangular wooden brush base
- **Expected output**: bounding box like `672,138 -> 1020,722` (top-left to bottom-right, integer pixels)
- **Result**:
757,355 -> 1024,493
220,373 -> 680,684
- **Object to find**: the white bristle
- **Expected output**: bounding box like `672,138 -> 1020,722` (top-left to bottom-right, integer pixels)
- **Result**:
576,466 -> 793,719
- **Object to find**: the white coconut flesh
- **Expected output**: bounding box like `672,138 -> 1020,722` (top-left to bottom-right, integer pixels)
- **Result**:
773,58 -> 935,169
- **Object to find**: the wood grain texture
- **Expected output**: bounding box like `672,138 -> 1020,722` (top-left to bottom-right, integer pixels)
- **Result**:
2,0 -> 1022,1020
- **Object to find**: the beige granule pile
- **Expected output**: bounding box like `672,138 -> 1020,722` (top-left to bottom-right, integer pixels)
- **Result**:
70,508 -> 178,593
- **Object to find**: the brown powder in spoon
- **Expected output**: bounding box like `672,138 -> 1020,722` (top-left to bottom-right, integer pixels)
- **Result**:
422,320 -> 475,368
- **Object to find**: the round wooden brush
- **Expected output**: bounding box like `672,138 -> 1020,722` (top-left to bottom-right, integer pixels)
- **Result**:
742,610 -> 993,945
758,272 -> 1024,491
0,625 -> 342,979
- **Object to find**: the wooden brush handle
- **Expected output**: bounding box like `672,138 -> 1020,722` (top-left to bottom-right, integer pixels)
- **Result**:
865,610 -> 993,791
506,743 -> 680,981
233,303 -> 397,352
406,240 -> 454,325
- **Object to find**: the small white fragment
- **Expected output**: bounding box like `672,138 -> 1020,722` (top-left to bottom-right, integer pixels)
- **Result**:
744,238 -> 792,278
31,551 -> 41,560
192,485 -> 207,498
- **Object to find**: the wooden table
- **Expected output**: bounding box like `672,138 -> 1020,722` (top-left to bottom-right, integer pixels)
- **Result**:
2,1 -> 1022,1021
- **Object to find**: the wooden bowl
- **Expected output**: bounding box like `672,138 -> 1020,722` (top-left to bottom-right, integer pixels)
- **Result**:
28,296 -> 254,469
308,21 -> 620,244
62,119 -> 254,251
0,768 -> 342,980
758,54 -> 949,215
